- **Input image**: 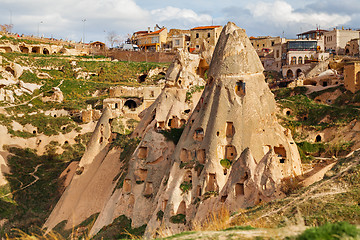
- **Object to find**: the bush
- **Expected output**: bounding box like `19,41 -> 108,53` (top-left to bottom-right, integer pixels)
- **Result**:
296,222 -> 360,240
170,214 -> 186,224
220,159 -> 232,169
159,127 -> 184,145
180,181 -> 192,193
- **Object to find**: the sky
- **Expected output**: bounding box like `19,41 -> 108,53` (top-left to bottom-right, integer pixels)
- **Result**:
0,0 -> 359,45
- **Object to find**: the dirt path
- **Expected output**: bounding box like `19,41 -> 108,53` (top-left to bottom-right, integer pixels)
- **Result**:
0,163 -> 43,199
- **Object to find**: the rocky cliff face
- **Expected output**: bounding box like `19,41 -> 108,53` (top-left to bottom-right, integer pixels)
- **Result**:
144,22 -> 302,238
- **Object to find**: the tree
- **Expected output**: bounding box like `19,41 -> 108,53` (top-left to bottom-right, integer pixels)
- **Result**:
106,31 -> 121,48
0,24 -> 14,34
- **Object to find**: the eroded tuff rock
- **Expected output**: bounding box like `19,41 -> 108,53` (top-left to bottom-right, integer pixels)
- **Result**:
144,22 -> 302,238
44,48 -> 208,234
89,48 -> 207,235
44,23 -> 301,239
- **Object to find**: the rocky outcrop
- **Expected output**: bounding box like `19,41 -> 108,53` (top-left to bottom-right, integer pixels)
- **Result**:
43,108 -> 119,230
144,22 -> 302,238
42,87 -> 64,103
44,48 -> 207,234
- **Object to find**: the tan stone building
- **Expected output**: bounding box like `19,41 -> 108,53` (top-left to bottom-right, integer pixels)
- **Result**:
324,29 -> 360,54
189,25 -> 222,53
250,36 -> 283,53
133,28 -> 168,51
165,29 -> 190,51
344,62 -> 360,93
345,38 -> 360,56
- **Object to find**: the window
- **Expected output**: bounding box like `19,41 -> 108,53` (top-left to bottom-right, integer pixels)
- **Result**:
207,32 -> 210,38
272,41 -> 275,46
196,45 -> 200,49
175,39 -> 180,46
196,33 -> 199,38
151,36 -> 159,43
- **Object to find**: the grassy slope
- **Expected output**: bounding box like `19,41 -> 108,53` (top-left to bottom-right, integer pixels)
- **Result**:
0,50 -> 169,237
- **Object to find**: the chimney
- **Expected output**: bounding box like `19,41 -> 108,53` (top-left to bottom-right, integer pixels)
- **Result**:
148,27 -> 151,33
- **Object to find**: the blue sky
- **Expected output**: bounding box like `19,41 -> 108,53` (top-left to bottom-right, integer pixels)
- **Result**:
0,0 -> 358,45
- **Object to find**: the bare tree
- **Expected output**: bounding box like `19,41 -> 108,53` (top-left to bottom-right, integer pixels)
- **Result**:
106,31 -> 120,48
0,24 -> 14,34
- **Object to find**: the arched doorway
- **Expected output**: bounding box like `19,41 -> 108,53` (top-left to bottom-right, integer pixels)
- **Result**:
298,56 -> 303,64
19,46 -> 29,53
286,69 -> 293,78
32,47 -> 40,54
43,48 -> 50,54
296,69 -> 302,78
124,99 -> 137,109
357,71 -> 360,83
291,57 -> 297,65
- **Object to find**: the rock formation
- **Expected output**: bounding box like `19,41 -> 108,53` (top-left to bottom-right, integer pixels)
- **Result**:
44,48 -> 208,234
143,22 -> 302,238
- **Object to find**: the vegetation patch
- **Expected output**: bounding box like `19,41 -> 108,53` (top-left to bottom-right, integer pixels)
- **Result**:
294,222 -> 359,240
0,147 -> 68,236
94,215 -> 146,239
220,158 -> 232,169
112,133 -> 140,190
156,210 -> 164,221
159,127 -> 184,145
180,181 -> 192,194
170,214 -> 186,224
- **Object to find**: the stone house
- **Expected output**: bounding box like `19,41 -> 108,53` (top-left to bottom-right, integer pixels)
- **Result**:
250,36 -> 283,53
344,61 -> 360,93
189,25 -> 222,53
133,27 -> 168,51
324,29 -> 360,54
345,38 -> 360,56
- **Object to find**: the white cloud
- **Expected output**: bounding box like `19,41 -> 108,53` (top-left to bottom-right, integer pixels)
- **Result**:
150,6 -> 212,27
247,0 -> 351,28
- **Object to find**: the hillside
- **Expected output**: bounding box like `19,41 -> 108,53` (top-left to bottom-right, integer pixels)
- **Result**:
0,48 -> 169,237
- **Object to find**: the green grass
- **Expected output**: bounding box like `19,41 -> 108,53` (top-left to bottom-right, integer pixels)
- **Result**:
0,147 -> 68,236
294,222 -> 360,240
161,231 -> 196,239
222,225 -> 255,231
231,152 -> 360,229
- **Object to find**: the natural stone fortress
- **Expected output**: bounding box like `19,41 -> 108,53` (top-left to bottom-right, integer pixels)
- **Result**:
44,22 -> 302,238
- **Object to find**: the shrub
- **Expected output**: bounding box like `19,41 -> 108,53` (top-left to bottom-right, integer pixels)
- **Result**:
180,181 -> 192,193
156,210 -> 164,221
159,127 -> 184,145
220,159 -> 232,169
170,214 -> 186,224
296,222 -> 360,240
280,176 -> 302,195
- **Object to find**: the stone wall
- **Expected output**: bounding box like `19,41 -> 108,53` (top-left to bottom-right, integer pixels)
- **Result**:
105,49 -> 176,63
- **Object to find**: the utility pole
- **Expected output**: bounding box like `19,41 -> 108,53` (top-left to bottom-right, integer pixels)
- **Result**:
37,21 -> 43,37
82,19 -> 86,45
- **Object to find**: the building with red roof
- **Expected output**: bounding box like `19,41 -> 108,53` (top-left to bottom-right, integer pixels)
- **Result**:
189,25 -> 222,53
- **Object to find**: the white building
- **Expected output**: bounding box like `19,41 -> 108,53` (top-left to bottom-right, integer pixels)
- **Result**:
324,29 -> 360,54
